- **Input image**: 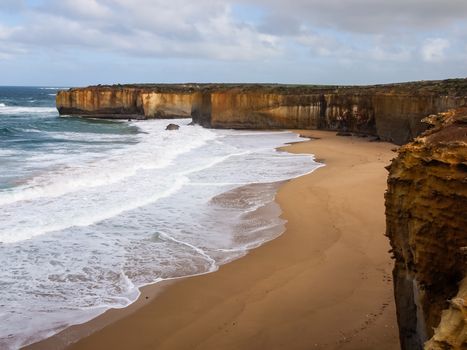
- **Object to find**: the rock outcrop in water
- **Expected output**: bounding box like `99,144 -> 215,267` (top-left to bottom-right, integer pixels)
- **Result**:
56,79 -> 467,145
165,123 -> 180,130
56,85 -> 196,119
385,108 -> 467,350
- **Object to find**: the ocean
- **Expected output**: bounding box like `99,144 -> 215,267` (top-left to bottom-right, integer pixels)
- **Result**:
0,86 -> 321,349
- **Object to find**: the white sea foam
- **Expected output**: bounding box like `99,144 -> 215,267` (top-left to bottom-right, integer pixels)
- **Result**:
0,105 -> 57,115
0,149 -> 18,156
0,103 -> 5,107
0,176 -> 188,243
0,121 -> 322,349
0,124 -> 217,207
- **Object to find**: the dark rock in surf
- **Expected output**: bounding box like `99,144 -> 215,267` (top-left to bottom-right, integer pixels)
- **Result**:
166,124 -> 180,130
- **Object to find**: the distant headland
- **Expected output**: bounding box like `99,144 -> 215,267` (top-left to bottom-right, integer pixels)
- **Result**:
56,79 -> 467,145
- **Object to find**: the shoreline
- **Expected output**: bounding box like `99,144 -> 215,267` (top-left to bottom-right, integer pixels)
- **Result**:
27,130 -> 400,350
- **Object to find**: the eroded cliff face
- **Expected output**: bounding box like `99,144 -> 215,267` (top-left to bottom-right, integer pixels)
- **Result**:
373,94 -> 463,145
425,278 -> 467,350
56,85 -> 197,119
57,79 -> 467,144
385,108 -> 467,350
196,91 -> 464,144
141,93 -> 193,118
56,87 -> 143,117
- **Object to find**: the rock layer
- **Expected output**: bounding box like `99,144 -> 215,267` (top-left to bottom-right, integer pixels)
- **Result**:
194,90 -> 464,144
56,85 -> 199,119
386,108 -> 467,350
57,79 -> 467,145
141,93 -> 193,119
425,278 -> 467,350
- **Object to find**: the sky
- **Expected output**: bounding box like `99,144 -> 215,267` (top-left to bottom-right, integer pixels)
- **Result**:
0,0 -> 466,86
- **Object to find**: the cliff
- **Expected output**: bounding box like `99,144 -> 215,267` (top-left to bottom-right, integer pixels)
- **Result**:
193,89 -> 464,144
425,278 -> 466,350
385,108 -> 467,350
57,79 -> 467,145
56,85 -> 198,119
140,92 -> 193,118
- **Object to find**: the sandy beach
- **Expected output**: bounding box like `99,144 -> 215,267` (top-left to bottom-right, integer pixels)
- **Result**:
28,130 -> 400,350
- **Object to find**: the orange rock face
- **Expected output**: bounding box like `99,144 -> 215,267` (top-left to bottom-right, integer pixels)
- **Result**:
57,80 -> 467,144
425,277 -> 466,350
141,93 -> 193,118
385,108 -> 467,350
194,90 -> 465,145
56,85 -> 197,119
56,87 -> 143,116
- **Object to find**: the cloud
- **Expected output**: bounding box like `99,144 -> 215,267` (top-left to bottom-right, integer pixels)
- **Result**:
0,0 -> 466,83
421,38 -> 450,62
4,0 -> 279,60
0,0 -> 27,13
47,0 -> 113,19
0,24 -> 25,60
370,46 -> 412,62
0,24 -> 16,40
246,0 -> 467,34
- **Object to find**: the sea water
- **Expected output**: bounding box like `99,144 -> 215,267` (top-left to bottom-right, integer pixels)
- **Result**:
0,87 -> 322,349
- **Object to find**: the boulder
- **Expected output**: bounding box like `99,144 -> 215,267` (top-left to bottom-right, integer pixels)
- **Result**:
165,124 -> 180,130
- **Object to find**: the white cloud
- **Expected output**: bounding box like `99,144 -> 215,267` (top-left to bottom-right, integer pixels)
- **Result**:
0,25 -> 25,60
4,0 -> 280,60
0,24 -> 17,40
0,0 -> 466,82
246,0 -> 467,34
421,38 -> 450,62
368,36 -> 413,62
295,32 -> 337,56
49,0 -> 112,19
370,46 -> 412,62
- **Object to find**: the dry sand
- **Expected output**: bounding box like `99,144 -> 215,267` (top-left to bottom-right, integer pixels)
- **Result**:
28,130 -> 400,350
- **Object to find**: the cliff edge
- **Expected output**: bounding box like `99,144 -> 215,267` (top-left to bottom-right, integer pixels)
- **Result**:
57,79 -> 467,145
386,108 -> 467,350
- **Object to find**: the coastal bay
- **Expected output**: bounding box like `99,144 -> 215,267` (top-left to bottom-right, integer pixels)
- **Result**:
30,130 -> 399,350
3,1 -> 466,346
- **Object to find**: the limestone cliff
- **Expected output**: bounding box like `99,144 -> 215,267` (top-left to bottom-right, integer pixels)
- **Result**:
56,84 -> 198,119
57,79 -> 467,144
56,86 -> 143,117
425,278 -> 466,350
140,92 -> 193,118
193,90 -> 464,144
386,108 -> 467,350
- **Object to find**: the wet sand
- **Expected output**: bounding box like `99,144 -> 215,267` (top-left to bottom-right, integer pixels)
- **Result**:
28,130 -> 400,350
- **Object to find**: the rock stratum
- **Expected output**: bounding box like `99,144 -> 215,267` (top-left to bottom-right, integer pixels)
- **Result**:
57,79 -> 467,145
386,108 -> 467,350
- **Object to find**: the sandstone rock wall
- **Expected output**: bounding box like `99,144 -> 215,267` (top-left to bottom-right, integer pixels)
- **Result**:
57,79 -> 467,144
196,92 -> 465,144
141,93 -> 193,118
385,108 -> 467,350
56,85 -> 197,119
373,95 -> 464,145
207,92 -> 323,129
56,87 -> 143,116
425,278 -> 467,350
